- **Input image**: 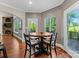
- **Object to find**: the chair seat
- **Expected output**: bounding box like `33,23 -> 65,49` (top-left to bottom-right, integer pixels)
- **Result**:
43,39 -> 54,45
30,36 -> 39,45
44,37 -> 51,39
43,35 -> 55,44
43,36 -> 51,43
0,45 -> 4,50
0,43 -> 4,50
31,40 -> 39,45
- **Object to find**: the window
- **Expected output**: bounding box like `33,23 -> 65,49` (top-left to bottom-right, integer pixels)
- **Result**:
44,17 -> 56,32
64,1 -> 79,55
13,16 -> 22,34
27,18 -> 38,32
67,9 -> 79,54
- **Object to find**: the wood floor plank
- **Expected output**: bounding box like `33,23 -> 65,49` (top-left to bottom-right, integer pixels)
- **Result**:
0,35 -> 72,58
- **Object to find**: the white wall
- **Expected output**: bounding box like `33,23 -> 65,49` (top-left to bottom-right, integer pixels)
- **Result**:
0,4 -> 26,41
0,4 -> 26,39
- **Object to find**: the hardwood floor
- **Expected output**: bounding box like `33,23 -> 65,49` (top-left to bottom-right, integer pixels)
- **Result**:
2,35 -> 22,58
0,35 -> 72,58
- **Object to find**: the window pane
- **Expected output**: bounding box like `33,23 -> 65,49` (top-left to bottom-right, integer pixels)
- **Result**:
45,17 -> 56,32
67,9 -> 79,54
13,16 -> 22,38
46,26 -> 50,32
46,18 -> 50,26
28,18 -> 38,32
51,17 -> 56,26
15,19 -> 19,32
51,17 -> 56,32
51,27 -> 56,32
29,20 -> 36,32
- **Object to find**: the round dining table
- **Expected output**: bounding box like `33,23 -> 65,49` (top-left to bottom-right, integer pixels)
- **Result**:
30,32 -> 52,54
30,32 -> 52,37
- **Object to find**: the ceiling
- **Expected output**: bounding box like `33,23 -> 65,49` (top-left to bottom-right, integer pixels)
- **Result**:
0,0 -> 65,13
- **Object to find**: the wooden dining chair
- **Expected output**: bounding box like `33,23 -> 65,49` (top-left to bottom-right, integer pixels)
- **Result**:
0,42 -> 8,58
23,33 -> 40,58
43,32 -> 57,57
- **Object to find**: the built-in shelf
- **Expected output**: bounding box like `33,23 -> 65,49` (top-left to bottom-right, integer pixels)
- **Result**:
2,17 -> 13,35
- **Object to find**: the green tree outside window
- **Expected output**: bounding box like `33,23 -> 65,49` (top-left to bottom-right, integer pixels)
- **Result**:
67,9 -> 79,40
45,17 -> 56,32
15,19 -> 19,32
29,20 -> 36,32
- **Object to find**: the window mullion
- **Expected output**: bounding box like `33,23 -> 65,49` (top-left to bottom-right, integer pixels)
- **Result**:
50,18 -> 51,32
